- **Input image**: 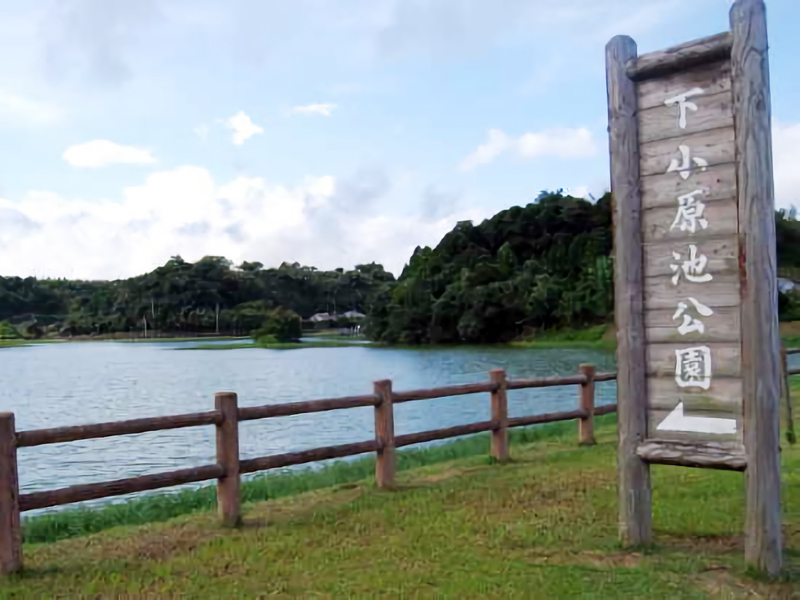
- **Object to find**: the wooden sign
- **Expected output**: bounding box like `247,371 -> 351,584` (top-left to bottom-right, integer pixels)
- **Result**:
640,58 -> 742,452
607,0 -> 781,576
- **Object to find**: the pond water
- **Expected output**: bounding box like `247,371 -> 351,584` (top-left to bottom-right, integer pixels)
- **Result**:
0,341 -> 619,513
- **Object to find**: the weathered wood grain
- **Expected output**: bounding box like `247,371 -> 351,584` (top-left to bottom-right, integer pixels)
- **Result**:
639,126 -> 735,177
639,91 -> 733,144
238,441 -> 379,475
731,0 -> 782,576
392,382 -> 497,403
647,376 -> 742,412
238,394 -> 379,420
644,273 -> 741,309
490,370 -> 509,460
637,439 -> 746,470
648,401 -> 743,441
594,372 -> 618,383
0,415 -> 20,574
628,31 -> 732,82
16,410 -> 223,447
215,392 -> 240,528
637,60 -> 731,110
641,163 -> 737,209
781,348 -> 796,444
647,409 -> 742,445
374,380 -> 395,489
642,199 -> 738,243
579,364 -> 596,446
647,342 -> 741,378
19,464 -> 226,512
506,374 -> 586,390
643,236 -> 739,277
395,420 -> 497,448
607,34 -> 652,546
506,409 -> 586,429
645,305 -> 741,343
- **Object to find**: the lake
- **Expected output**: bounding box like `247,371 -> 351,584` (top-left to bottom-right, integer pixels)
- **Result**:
0,341 -> 618,513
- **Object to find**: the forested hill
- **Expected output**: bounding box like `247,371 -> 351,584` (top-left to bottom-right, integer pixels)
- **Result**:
0,259 -> 394,337
3,190 -> 800,342
364,191 -> 800,344
364,191 -> 613,344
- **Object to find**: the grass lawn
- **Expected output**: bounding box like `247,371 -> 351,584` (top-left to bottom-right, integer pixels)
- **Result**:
0,340 -> 28,348
511,325 -> 617,351
3,413 -> 799,597
121,336 -> 247,343
182,340 -> 378,350
510,321 -> 800,351
1,337 -> 249,349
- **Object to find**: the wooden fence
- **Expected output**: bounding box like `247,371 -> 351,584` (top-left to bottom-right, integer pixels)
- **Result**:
782,348 -> 800,444
0,364 -> 617,574
2,350 -> 799,575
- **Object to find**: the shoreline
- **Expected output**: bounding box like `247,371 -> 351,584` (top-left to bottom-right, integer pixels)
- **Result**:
7,329 -> 800,352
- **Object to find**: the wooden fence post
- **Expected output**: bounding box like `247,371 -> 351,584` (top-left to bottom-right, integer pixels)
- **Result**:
607,33 -> 652,546
579,364 -> 596,446
215,392 -> 241,527
0,413 -> 21,574
781,348 -> 796,444
731,0 -> 782,577
374,380 -> 395,488
490,369 -> 509,462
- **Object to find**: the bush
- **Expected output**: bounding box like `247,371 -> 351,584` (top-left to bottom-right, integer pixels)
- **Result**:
252,307 -> 302,342
779,290 -> 800,321
0,321 -> 21,339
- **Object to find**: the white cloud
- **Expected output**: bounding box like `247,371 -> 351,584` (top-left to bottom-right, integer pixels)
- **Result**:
459,129 -> 512,172
62,140 -> 156,168
459,127 -> 596,171
0,166 -> 479,280
0,90 -> 63,125
224,110 -> 263,145
774,121 -> 800,212
291,103 -> 337,116
194,124 -> 209,141
566,186 -> 592,201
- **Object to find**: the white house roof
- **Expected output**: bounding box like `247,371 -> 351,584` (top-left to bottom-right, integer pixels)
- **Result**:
342,310 -> 366,319
308,312 -> 333,322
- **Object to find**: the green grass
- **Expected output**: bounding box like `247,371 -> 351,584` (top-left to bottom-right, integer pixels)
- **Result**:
4,411 -> 799,597
0,340 -> 29,348
3,337 -> 248,349
120,336 -> 246,343
21,417 -> 585,545
511,324 -> 616,350
304,329 -> 367,339
182,340 -> 379,350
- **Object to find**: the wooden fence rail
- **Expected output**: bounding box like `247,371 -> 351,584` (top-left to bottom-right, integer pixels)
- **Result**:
3,350 -> 800,574
0,366 -> 621,573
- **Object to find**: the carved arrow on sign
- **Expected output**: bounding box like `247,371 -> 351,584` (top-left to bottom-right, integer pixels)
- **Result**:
656,402 -> 737,435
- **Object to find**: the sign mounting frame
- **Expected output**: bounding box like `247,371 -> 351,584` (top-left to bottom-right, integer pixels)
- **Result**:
606,0 -> 781,577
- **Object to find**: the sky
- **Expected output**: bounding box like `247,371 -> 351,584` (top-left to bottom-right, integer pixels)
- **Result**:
0,0 -> 798,280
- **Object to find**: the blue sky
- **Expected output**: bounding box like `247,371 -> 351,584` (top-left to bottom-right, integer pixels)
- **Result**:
0,0 -> 798,280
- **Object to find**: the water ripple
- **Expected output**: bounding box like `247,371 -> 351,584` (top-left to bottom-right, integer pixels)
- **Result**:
0,341 -> 616,514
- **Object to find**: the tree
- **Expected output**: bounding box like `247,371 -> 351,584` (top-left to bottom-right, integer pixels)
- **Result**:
368,191 -> 616,344
253,307 -> 303,343
0,321 -> 21,339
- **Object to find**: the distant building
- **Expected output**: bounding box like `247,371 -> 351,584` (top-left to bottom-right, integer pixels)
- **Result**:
308,312 -> 334,323
341,310 -> 366,320
778,278 -> 796,293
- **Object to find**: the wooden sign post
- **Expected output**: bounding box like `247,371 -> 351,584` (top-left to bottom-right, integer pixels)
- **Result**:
606,0 -> 781,576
